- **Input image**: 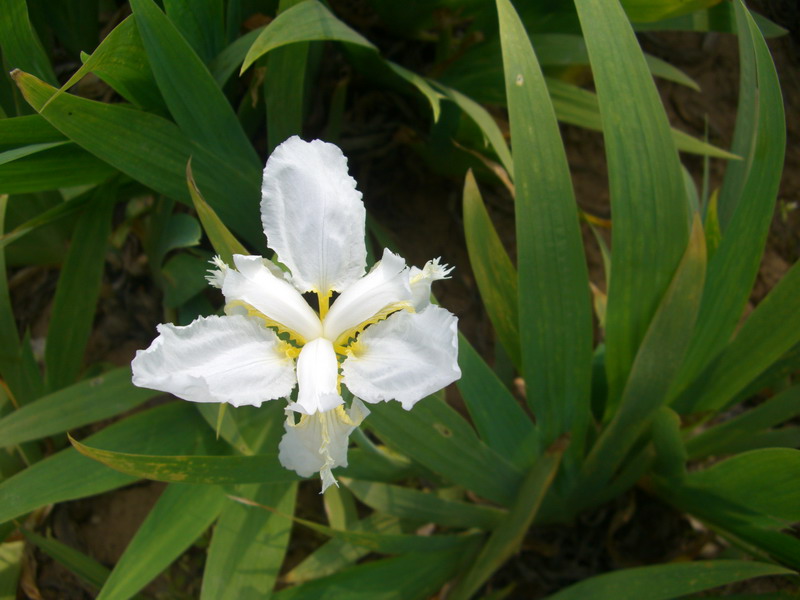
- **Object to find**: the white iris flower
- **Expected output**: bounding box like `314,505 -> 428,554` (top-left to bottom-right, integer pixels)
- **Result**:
131,136 -> 461,491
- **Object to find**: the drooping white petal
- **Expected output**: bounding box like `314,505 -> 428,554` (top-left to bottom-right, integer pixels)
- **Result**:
409,257 -> 454,311
222,254 -> 322,343
342,306 -> 461,410
322,249 -> 411,343
278,398 -> 369,492
261,136 -> 367,294
131,315 -> 296,407
289,337 -> 343,415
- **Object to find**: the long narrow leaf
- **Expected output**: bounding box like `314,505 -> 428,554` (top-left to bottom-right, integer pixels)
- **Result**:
129,0 -> 259,168
97,483 -> 225,600
462,171 -> 520,368
0,367 -> 156,447
0,0 -> 57,86
367,396 -> 522,506
544,560 -> 791,600
574,0 -> 690,406
70,437 -> 299,484
45,186 -> 116,390
668,0 -> 786,400
0,403 -> 208,523
12,71 -> 263,247
450,440 -> 564,600
273,540 -> 481,600
682,259 -> 800,413
343,478 -> 506,530
577,217 -> 705,501
457,334 -> 537,468
497,0 -> 592,450
201,483 -> 296,600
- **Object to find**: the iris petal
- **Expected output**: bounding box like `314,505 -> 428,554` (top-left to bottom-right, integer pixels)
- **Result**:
342,306 -> 460,410
131,315 -> 296,407
222,254 -> 322,343
323,248 -> 412,344
261,136 -> 367,294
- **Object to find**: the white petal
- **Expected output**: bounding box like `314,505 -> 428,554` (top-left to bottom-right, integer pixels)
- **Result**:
322,248 -> 412,343
261,136 -> 367,294
278,398 -> 370,492
131,315 -> 296,408
222,254 -> 322,343
409,258 -> 454,311
288,337 -> 343,415
341,306 -> 461,410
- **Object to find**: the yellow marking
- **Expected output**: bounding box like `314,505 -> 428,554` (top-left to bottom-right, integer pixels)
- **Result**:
225,300 -> 307,345
333,301 -> 414,347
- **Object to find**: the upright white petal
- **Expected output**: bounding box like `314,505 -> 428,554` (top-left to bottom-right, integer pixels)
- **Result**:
261,136 -> 367,294
342,306 -> 461,410
222,254 -> 322,343
323,249 -> 411,343
289,337 -> 343,415
409,257 -> 454,311
131,315 -> 296,407
278,398 -> 369,492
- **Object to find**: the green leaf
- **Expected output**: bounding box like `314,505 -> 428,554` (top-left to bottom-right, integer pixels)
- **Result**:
45,186 -> 115,390
620,0 -> 721,22
367,396 -> 522,506
0,188 -> 97,253
651,406 -> 687,479
342,478 -> 506,530
12,70 -> 263,248
686,384 -> 800,459
0,195 -> 44,405
577,217 -> 706,500
433,83 -> 512,174
0,0 -> 57,86
0,115 -> 65,148
498,0 -> 592,449
574,0 -> 690,407
462,171 -> 519,369
0,367 -> 156,447
273,540 -> 481,600
546,78 -> 738,159
544,560 -> 791,600
683,259 -> 800,413
208,26 -> 264,87
20,529 -> 113,592
456,334 -> 537,469
669,0 -> 787,402
686,449 -> 800,523
201,482 -> 297,600
129,0 -> 259,169
59,16 -> 167,113
236,493 -> 480,554
284,513 -> 401,585
70,437 -> 299,484
241,0 -> 376,73
0,141 -> 68,165
163,0 -> 225,64
532,33 -> 700,91
0,541 -> 22,600
185,158 -> 249,264
97,483 -> 226,600
160,250 -> 212,308
450,440 -> 564,600
0,402 -> 209,523
0,143 -> 116,194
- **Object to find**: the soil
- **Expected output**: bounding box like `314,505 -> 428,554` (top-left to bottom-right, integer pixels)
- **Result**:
7,1 -> 800,598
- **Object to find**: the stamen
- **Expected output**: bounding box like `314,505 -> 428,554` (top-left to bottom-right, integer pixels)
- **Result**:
317,291 -> 332,320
